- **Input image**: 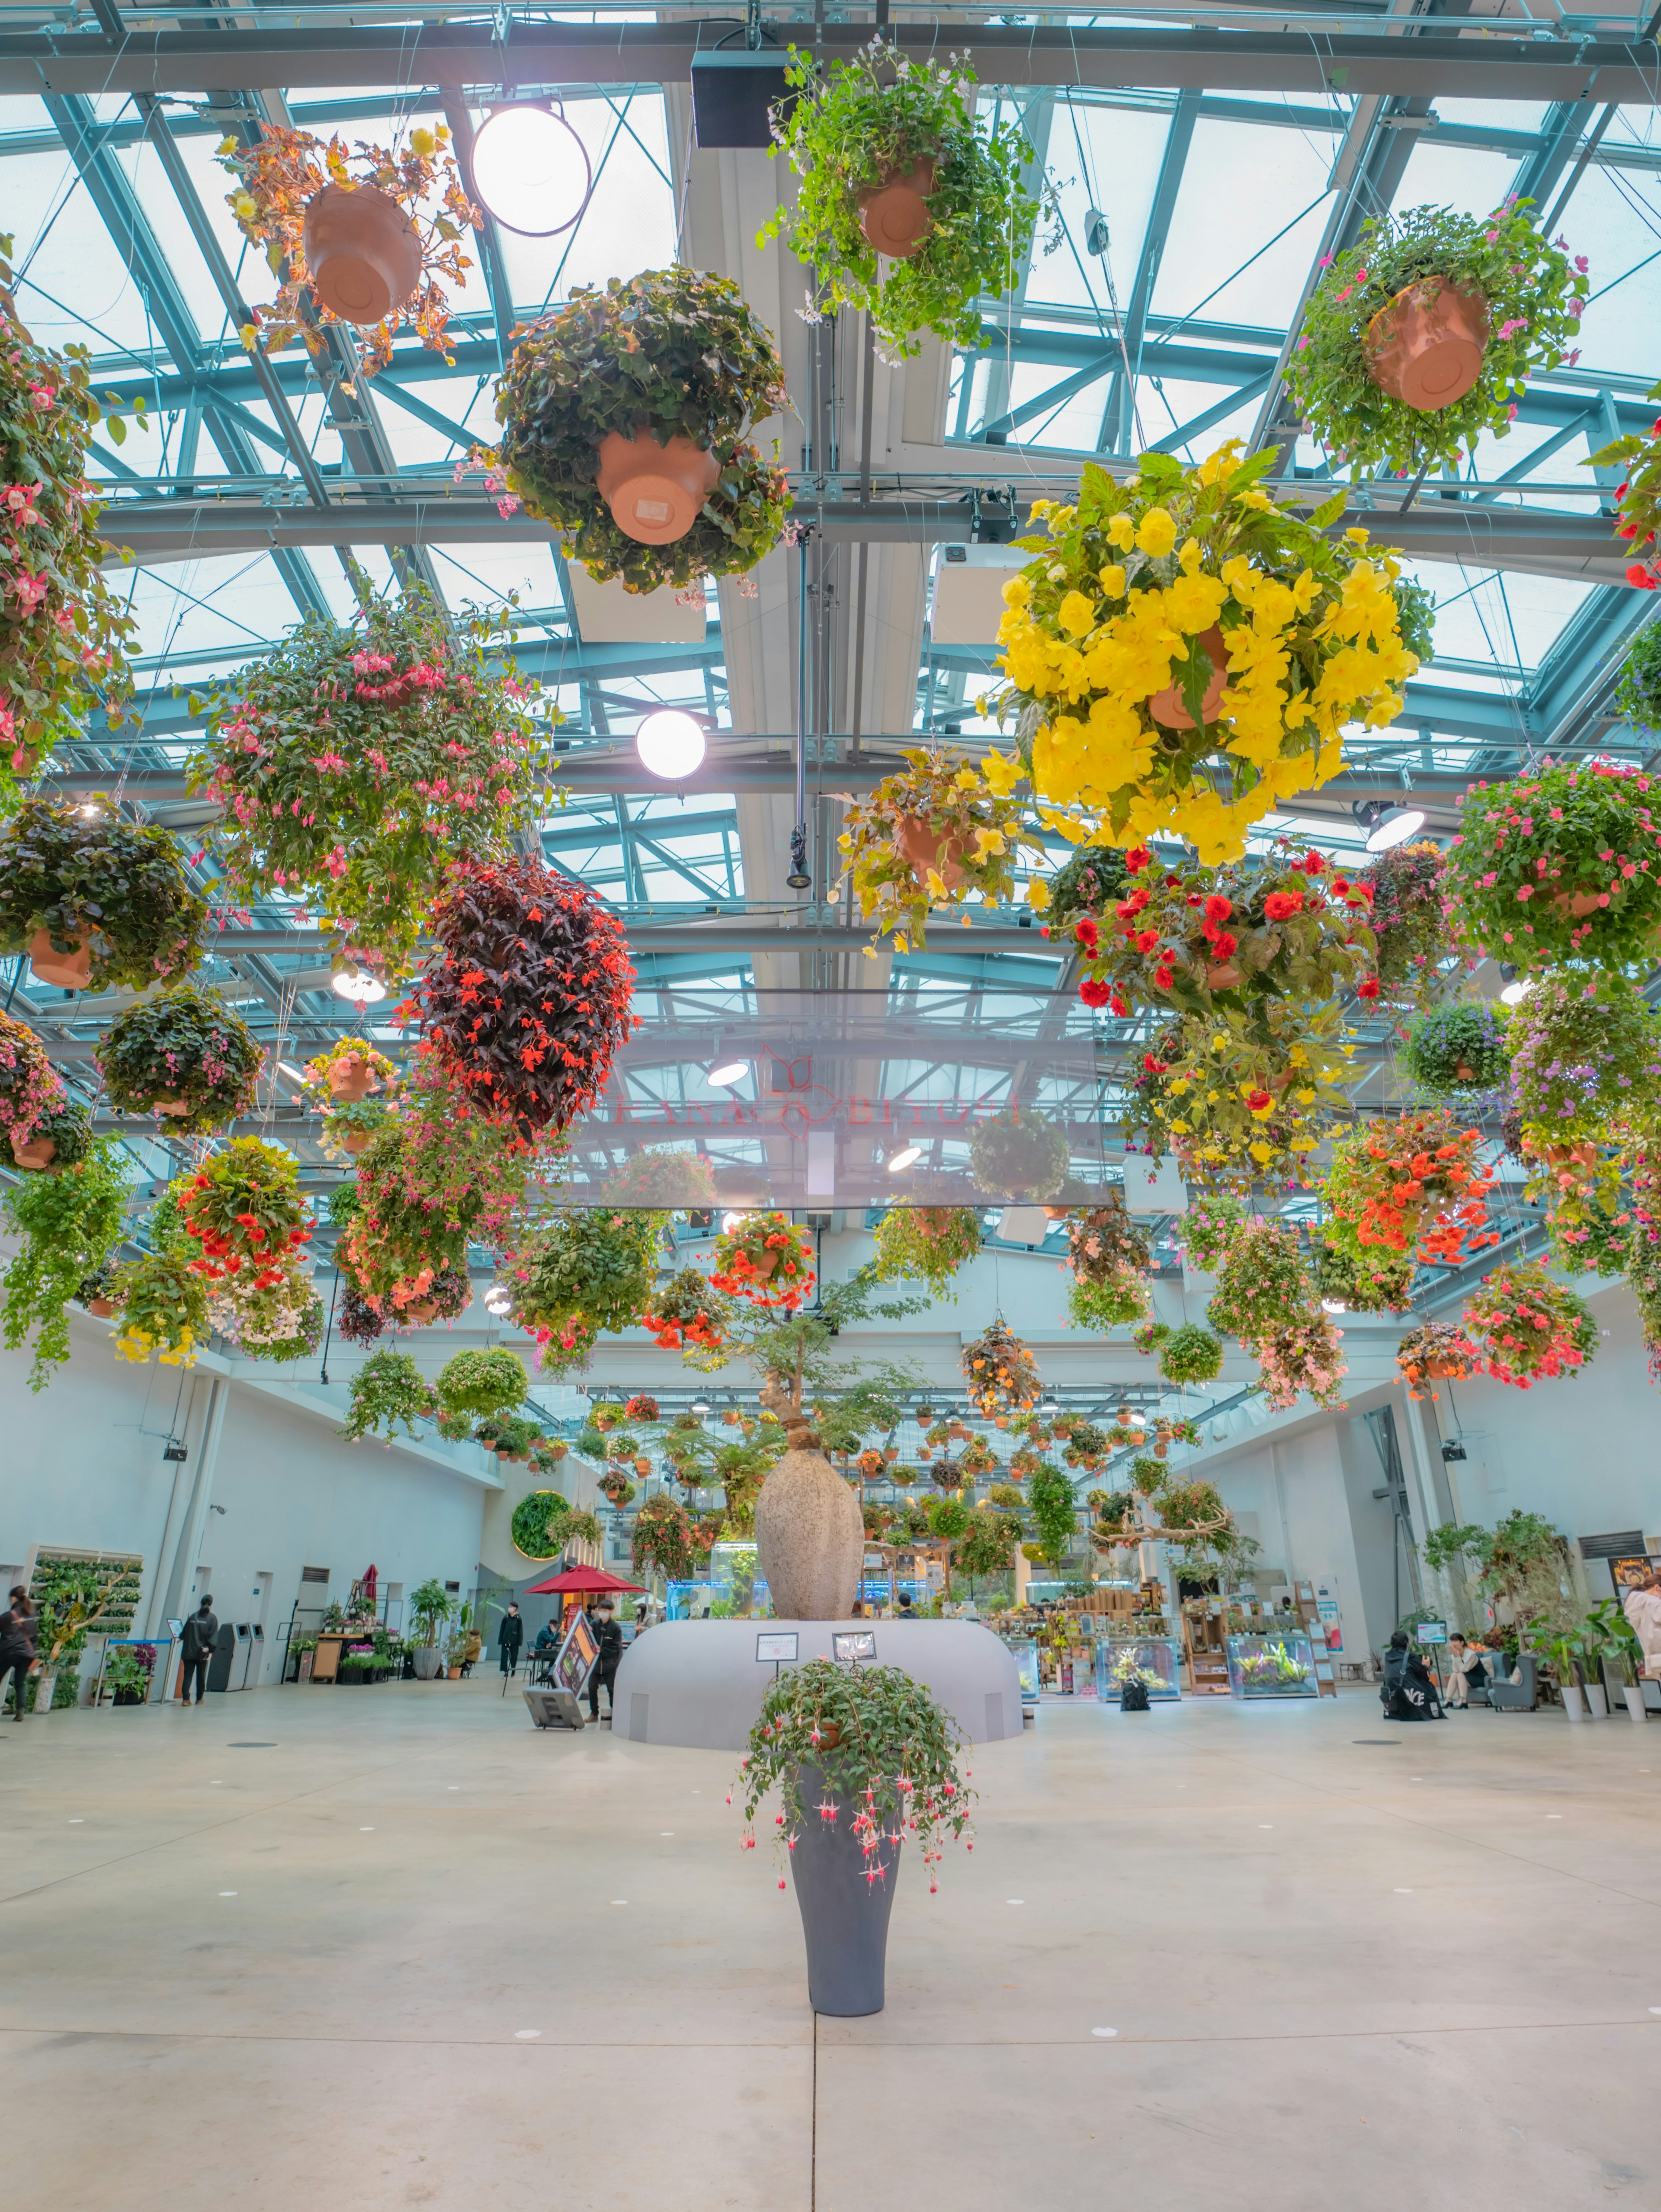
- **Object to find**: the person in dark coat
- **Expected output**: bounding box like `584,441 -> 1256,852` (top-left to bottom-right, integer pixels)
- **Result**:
0,1584 -> 39,1723
1381,1629 -> 1445,1722
588,1602 -> 624,1722
180,1596 -> 218,1705
497,1602 -> 524,1678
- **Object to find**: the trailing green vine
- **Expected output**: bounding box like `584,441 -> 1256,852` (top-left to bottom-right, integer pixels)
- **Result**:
1,1138 -> 132,1388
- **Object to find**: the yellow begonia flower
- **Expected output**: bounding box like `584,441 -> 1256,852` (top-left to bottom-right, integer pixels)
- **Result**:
980,749 -> 1025,797
1137,507 -> 1177,558
1024,877 -> 1051,910
974,827 -> 1006,856
1344,526 -> 1370,545
1001,574 -> 1033,609
1058,590 -> 1096,640
1106,513 -> 1135,551
1165,573 -> 1228,636
1097,563 -> 1126,599
1249,1142 -> 1273,1165
926,869 -> 949,901
1178,536 -> 1204,576
953,766 -> 980,790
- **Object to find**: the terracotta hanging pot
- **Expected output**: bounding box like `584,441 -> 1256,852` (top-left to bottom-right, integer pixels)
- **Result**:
1205,962 -> 1242,991
1550,888 -> 1604,918
1148,625 -> 1228,730
87,1296 -> 116,1318
856,153 -> 938,260
1363,279 -> 1489,413
1425,1356 -> 1464,1379
1454,1061 -> 1476,1083
751,1249 -> 780,1281
151,1098 -> 191,1118
634,1455 -> 651,1475
301,184 -> 422,327
28,927 -> 91,990
328,1054 -> 378,1103
342,1129 -> 375,1155
595,428 -> 721,545
10,1130 -> 58,1171
404,1298 -> 438,1321
1042,1204 -> 1070,1220
897,814 -> 969,893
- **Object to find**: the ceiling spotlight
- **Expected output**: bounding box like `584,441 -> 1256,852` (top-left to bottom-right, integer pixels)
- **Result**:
276,1061 -> 308,1085
78,801 -> 104,819
331,970 -> 387,1004
1498,963 -> 1532,1007
888,1145 -> 922,1173
691,1399 -> 710,1413
720,1211 -> 747,1235
469,101 -> 592,237
1355,798 -> 1427,853
635,707 -> 707,781
707,1060 -> 747,1088
484,1284 -> 513,1317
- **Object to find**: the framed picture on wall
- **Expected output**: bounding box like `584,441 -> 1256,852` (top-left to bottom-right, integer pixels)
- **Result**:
1609,1556 -> 1660,1595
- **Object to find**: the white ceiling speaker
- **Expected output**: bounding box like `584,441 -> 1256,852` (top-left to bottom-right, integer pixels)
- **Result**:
469,103 -> 592,237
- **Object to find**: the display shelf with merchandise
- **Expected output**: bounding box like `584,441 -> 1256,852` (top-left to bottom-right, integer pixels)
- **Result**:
1225,1631 -> 1319,1699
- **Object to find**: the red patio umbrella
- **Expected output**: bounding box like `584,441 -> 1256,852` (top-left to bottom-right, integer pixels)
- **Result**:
522,1565 -> 646,1596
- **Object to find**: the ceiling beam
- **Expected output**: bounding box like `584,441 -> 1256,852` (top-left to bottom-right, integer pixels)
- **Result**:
6,22 -> 1661,103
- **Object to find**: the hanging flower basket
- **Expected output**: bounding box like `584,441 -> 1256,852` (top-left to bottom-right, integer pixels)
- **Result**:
342,1347 -> 439,1441
190,586 -> 544,976
304,1035 -> 398,1107
961,1318 -> 1041,1417
110,1241 -> 209,1370
994,443 -> 1416,864
1399,1002 -> 1511,1100
1395,1320 -> 1481,1399
0,799 -> 208,994
968,1103 -> 1069,1202
96,985 -> 262,1136
178,1140 -> 315,1307
600,1148 -> 717,1209
1506,968 -> 1661,1149
1206,1217 -> 1315,1343
510,1490 -> 571,1561
760,43 -> 1045,359
494,267 -> 789,591
503,1207 -> 667,1374
0,266 -> 138,800
1072,840 -> 1376,1022
1158,1324 -> 1225,1387
1311,1234 -> 1414,1315
1121,1020 -> 1344,1195
1445,758 -> 1661,973
1322,1112 -> 1498,1268
711,1212 -> 816,1311
0,1009 -> 63,1159
1286,200 -> 1587,476
436,1347 -> 527,1419
1462,1261 -> 1598,1388
632,1491 -> 704,1582
417,858 -> 636,1132
1,1136 -> 129,1390
219,122 -> 479,376
640,1265 -> 730,1355
1358,840 -> 1451,1006
8,1095 -> 91,1174
871,1204 -> 981,1295
1252,1312 -> 1348,1413
836,746 -> 1047,947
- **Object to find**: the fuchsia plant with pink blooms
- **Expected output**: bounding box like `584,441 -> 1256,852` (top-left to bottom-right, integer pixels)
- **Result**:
188,584 -> 548,974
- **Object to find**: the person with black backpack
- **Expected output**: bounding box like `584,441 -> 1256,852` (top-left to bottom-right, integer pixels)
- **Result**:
1381,1629 -> 1445,1722
180,1597 -> 218,1705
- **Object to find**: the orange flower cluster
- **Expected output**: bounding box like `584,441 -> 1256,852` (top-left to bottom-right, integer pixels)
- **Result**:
711,1213 -> 817,1312
1328,1115 -> 1500,1267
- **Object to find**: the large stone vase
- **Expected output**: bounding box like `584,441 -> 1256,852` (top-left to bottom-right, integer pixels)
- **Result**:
789,1764 -> 901,2015
754,1449 -> 863,1620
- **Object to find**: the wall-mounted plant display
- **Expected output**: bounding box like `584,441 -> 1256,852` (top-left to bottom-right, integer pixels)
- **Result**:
219,122 -> 478,375
417,858 -> 636,1132
0,1138 -> 131,1388
1399,1001 -> 1510,1099
0,798 -> 208,992
495,267 -> 789,591
0,234 -> 138,801
837,747 -> 1045,949
760,44 -> 1044,359
1287,200 -> 1586,476
436,1346 -> 526,1418
712,1212 -> 817,1312
968,1102 -> 1069,1201
599,1148 -> 716,1209
510,1490 -> 571,1561
96,985 -> 263,1135
342,1346 -> 438,1441
191,587 -> 545,975
505,1205 -> 668,1373
995,444 -> 1415,862
1445,758 -> 1661,974
1462,1260 -> 1598,1387
1359,840 -> 1451,1006
872,1204 -> 981,1297
1322,1112 -> 1498,1268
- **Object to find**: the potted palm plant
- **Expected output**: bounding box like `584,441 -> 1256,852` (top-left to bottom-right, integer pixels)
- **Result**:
96,984 -> 263,1134
737,1657 -> 974,2014
494,266 -> 789,590
0,797 -> 208,991
760,43 -> 1045,358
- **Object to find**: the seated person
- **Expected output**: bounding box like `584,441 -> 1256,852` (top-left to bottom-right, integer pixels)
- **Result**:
1380,1629 -> 1445,1722
1444,1631 -> 1490,1707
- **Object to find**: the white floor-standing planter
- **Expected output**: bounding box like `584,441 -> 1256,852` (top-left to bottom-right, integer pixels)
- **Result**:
1584,1683 -> 1609,1719
31,1670 -> 56,1721
1623,1684 -> 1648,1723
1562,1683 -> 1587,1720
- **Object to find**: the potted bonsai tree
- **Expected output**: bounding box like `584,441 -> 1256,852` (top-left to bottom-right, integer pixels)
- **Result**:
220,122 -> 479,375
1287,199 -> 1587,476
1,1135 -> 130,1389
0,797 -> 208,991
738,1656 -> 974,2014
0,231 -> 139,800
760,43 -> 1045,358
96,984 -> 263,1134
189,585 -> 545,976
416,857 -> 635,1133
493,266 -> 789,591
837,746 -> 1046,948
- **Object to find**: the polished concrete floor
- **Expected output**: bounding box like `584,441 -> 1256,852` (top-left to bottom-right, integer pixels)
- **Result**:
2,1676 -> 1659,2209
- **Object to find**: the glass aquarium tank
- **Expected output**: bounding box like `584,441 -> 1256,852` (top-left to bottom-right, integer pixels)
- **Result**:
1226,1631 -> 1318,1699
1005,1638 -> 1040,1708
709,1540 -> 770,1619
664,1577 -> 715,1621
1094,1636 -> 1182,1702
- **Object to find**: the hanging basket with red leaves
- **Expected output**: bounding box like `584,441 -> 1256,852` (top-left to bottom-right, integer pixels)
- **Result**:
710,1211 -> 816,1310
416,857 -> 637,1133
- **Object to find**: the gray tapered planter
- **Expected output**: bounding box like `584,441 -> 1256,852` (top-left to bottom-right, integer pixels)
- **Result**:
411,1645 -> 442,1681
788,1764 -> 902,2015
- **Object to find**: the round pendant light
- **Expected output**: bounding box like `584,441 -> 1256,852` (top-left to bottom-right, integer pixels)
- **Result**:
470,102 -> 592,238
331,969 -> 387,1005
636,707 -> 707,781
